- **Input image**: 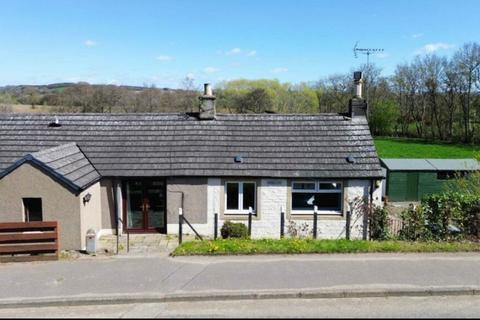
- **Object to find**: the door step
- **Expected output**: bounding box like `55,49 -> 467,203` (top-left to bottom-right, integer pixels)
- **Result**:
97,234 -> 196,255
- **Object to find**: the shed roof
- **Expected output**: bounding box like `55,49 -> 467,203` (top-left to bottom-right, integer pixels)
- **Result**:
0,113 -> 383,180
427,159 -> 480,171
380,158 -> 480,171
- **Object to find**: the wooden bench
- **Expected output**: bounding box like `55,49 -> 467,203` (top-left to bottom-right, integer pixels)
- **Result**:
0,221 -> 59,263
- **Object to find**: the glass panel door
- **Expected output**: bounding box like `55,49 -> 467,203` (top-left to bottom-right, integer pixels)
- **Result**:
126,181 -> 144,229
146,180 -> 166,230
125,179 -> 166,233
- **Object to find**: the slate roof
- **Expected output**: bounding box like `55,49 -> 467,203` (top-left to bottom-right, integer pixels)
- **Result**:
381,158 -> 480,172
0,113 -> 383,181
0,142 -> 100,192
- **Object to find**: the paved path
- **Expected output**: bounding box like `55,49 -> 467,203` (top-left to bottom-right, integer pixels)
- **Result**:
0,253 -> 479,304
1,296 -> 479,318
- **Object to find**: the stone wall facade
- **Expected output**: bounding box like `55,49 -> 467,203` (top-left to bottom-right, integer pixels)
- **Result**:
167,177 -> 383,240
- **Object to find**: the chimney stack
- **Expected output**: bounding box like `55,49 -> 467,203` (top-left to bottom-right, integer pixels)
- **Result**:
198,83 -> 216,120
349,72 -> 367,118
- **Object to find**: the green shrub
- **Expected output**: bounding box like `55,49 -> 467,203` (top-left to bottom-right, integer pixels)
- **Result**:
369,205 -> 391,240
422,192 -> 480,240
221,221 -> 248,239
399,205 -> 430,241
399,192 -> 480,241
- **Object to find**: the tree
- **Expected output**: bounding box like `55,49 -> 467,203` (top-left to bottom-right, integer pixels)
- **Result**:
179,76 -> 199,113
315,74 -> 351,113
238,88 -> 274,113
419,54 -> 446,140
442,59 -> 461,140
368,99 -> 399,136
453,42 -> 480,142
24,88 -> 40,109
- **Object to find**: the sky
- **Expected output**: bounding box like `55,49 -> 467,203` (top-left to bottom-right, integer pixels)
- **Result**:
0,0 -> 479,88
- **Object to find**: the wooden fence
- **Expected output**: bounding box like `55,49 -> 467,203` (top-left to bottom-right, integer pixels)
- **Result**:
0,221 -> 59,263
388,217 -> 404,237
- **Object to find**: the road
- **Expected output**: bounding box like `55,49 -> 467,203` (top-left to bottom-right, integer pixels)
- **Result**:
0,295 -> 479,318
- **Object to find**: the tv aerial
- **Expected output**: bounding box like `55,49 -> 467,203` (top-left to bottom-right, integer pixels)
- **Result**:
353,42 -> 384,103
353,42 -> 384,66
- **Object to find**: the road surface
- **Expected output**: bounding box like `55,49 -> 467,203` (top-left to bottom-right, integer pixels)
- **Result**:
0,295 -> 478,318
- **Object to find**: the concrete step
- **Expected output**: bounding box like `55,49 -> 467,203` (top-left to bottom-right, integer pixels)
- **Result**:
97,234 -> 196,255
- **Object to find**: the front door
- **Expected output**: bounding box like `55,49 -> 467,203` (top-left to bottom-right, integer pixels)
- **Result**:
405,172 -> 419,201
124,179 -> 166,233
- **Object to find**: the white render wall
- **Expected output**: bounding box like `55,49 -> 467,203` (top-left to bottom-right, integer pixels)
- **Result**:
79,181 -> 103,251
167,178 -> 384,240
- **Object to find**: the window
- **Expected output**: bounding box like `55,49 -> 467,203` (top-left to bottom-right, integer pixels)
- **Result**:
23,198 -> 43,222
225,181 -> 256,214
291,181 -> 342,214
437,171 -> 467,180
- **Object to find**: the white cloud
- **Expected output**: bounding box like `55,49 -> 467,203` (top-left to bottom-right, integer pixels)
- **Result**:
411,33 -> 424,39
156,55 -> 174,61
416,42 -> 454,55
271,67 -> 288,73
222,48 -> 257,57
226,48 -> 242,55
203,67 -> 220,74
186,72 -> 195,80
84,40 -> 97,47
377,52 -> 390,59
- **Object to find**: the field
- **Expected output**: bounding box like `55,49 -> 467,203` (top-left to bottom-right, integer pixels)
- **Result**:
374,137 -> 480,159
0,104 -> 57,113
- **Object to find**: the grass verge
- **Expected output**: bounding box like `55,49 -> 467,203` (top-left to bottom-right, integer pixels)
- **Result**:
172,238 -> 480,256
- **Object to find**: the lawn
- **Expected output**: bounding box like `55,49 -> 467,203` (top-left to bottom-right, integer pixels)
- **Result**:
172,239 -> 480,256
374,137 -> 480,159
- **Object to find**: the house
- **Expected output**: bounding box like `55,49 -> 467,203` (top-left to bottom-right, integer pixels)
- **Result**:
0,74 -> 384,250
381,158 -> 480,202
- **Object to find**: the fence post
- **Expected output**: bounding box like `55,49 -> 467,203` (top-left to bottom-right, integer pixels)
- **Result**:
127,230 -> 130,253
345,210 -> 351,240
280,206 -> 285,238
178,208 -> 183,245
248,206 -> 253,237
313,205 -> 318,239
214,213 -> 218,240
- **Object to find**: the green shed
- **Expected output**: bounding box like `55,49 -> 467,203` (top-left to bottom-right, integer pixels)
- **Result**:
380,159 -> 480,202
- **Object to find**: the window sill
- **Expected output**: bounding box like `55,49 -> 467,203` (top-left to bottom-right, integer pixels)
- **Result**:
222,212 -> 260,221
224,211 -> 256,215
289,212 -> 344,220
291,211 -> 342,215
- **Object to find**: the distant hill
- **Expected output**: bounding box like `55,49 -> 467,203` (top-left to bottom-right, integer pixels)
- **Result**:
0,83 -> 185,94
0,82 -> 198,113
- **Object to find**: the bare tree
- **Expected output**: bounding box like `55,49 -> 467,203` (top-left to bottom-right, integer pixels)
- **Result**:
419,54 -> 446,139
453,42 -> 480,142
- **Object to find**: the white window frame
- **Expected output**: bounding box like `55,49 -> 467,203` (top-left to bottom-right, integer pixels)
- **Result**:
224,181 -> 256,214
291,181 -> 343,215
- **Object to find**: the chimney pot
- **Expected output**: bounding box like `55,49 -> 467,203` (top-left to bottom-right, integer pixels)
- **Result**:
354,71 -> 363,99
204,83 -> 213,96
199,83 -> 216,120
349,72 -> 367,118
